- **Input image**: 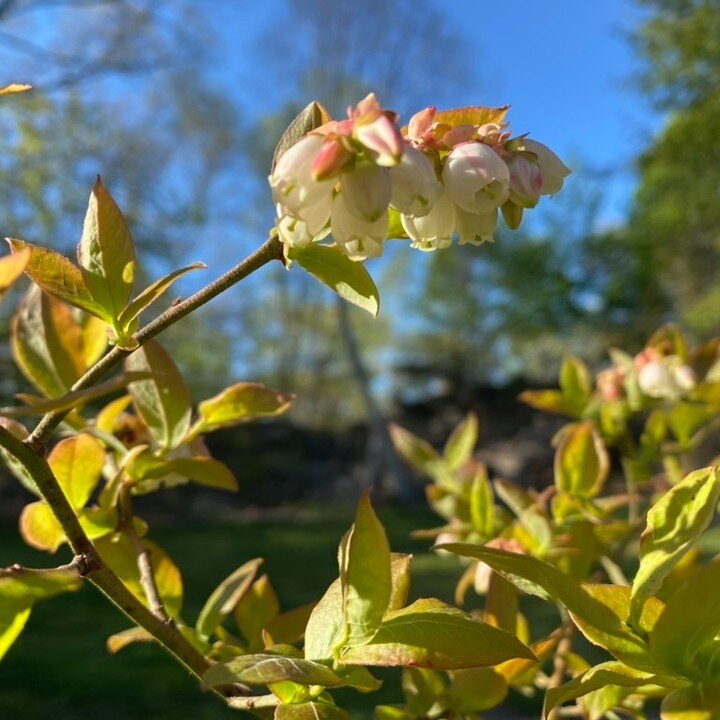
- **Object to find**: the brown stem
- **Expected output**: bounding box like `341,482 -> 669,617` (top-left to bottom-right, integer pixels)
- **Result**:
27,234 -> 283,447
0,558 -> 81,578
547,621 -> 575,720
118,483 -> 171,624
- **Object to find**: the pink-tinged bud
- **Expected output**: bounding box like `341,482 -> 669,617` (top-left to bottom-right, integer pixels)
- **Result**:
501,201 -> 523,230
441,124 -> 477,149
330,192 -> 387,262
596,368 -> 624,402
269,134 -> 333,215
407,106 -> 436,145
455,206 -> 498,246
476,123 -> 511,148
349,92 -> 382,121
389,146 -> 441,217
520,139 -> 571,196
354,114 -> 403,167
474,538 -> 524,593
340,165 -> 391,222
442,142 -> 510,214
311,137 -> 353,181
506,153 -> 542,208
401,189 -> 455,252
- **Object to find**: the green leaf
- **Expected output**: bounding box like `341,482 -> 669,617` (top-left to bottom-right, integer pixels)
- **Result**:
0,416 -> 39,496
340,598 -> 535,670
19,501 -> 65,553
188,382 -> 294,438
432,105 -> 509,129
469,466 -> 495,537
401,667 -> 446,716
519,389 -> 576,416
304,577 -> 345,661
560,356 -> 593,415
544,661 -> 682,719
443,413 -> 478,470
7,239 -> 111,321
235,575 -> 280,652
650,556 -> 720,679
117,262 -> 206,331
0,246 -> 29,301
77,177 -> 135,323
440,544 -> 652,666
630,467 -> 720,627
106,626 -> 155,654
203,653 -> 345,688
389,423 -> 443,477
266,603 -> 317,646
448,667 -> 508,714
338,492 -> 392,648
125,341 -> 192,449
554,422 -> 609,500
1,371 -> 154,416
661,682 -> 720,720
196,558 -> 263,639
129,455 -> 238,493
274,701 -> 349,720
272,101 -> 332,172
292,244 -> 380,316
11,286 -> 108,398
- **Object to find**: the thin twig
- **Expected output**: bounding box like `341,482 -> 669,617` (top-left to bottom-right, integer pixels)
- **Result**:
27,234 -> 283,447
547,620 -> 575,720
0,557 -> 82,578
118,483 -> 171,624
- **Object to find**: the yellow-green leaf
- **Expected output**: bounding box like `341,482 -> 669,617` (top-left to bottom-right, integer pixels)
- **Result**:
554,422 -> 609,500
292,244 -> 380,316
338,493 -> 392,648
630,467 -> 720,627
19,501 -> 65,553
0,84 -> 32,96
0,247 -> 29,301
196,558 -> 263,639
661,682 -> 720,720
443,413 -> 478,470
77,177 -> 135,323
235,575 -> 280,652
341,598 -> 535,670
48,434 -> 105,509
7,239 -> 111,321
274,702 -> 349,720
433,105 -> 509,129
125,341 -> 192,449
189,382 -> 294,438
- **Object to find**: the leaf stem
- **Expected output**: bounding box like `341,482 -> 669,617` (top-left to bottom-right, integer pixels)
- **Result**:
27,234 -> 284,447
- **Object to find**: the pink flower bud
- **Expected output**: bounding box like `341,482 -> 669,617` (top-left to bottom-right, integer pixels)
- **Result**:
354,114 -> 404,167
340,165 -> 391,222
520,139 -> 571,196
506,153 -> 542,208
311,137 -> 353,181
455,207 -> 498,246
442,142 -> 510,214
330,192 -> 386,261
389,146 -> 441,217
407,106 -> 437,146
401,189 -> 455,252
270,134 -> 333,215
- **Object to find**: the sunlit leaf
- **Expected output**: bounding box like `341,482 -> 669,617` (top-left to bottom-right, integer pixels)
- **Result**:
189,382 -> 294,438
338,492 -> 392,648
560,356 -> 593,415
0,247 -> 29,301
117,262 -> 206,331
292,244 -> 380,316
235,575 -> 280,652
443,413 -> 478,470
554,422 -> 609,500
203,653 -> 345,688
77,177 -> 135,324
661,682 -> 720,720
448,667 -> 508,714
304,577 -> 345,661
19,501 -> 65,553
266,603 -> 316,646
125,341 -> 192,449
387,554 -> 412,613
389,423 -> 442,477
48,434 -> 105,509
274,701 -> 349,720
340,598 -> 535,670
7,239 -> 111,321
106,626 -> 155,654
432,105 -> 509,129
0,84 -> 32,96
630,467 -> 720,627
196,558 -> 263,639
0,599 -> 31,662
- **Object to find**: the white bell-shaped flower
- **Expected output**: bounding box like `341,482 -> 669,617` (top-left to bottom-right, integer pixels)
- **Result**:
442,141 -> 510,214
401,189 -> 455,252
455,206 -> 498,246
269,134 -> 333,215
331,192 -> 387,261
389,146 -> 441,217
340,165 -> 391,223
276,195 -> 332,249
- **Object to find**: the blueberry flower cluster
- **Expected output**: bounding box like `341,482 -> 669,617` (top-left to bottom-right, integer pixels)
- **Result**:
269,94 -> 570,262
